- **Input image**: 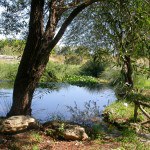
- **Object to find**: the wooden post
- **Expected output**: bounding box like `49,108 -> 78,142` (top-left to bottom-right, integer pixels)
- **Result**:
134,102 -> 138,122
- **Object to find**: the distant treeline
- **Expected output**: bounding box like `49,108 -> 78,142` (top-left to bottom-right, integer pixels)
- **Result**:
0,39 -> 26,55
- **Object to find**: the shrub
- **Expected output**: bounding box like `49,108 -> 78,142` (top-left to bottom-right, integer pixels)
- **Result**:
81,59 -> 106,77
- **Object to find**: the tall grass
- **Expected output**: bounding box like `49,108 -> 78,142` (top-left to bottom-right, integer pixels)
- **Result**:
134,75 -> 150,89
0,60 -> 18,81
0,60 -> 81,83
40,61 -> 81,82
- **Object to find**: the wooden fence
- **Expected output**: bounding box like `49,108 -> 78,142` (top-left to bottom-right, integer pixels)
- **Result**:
134,100 -> 150,124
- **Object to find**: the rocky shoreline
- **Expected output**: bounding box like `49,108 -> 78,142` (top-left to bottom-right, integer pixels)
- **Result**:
0,116 -> 88,141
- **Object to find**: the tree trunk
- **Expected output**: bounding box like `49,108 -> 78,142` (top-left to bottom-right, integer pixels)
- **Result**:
123,55 -> 133,87
7,0 -> 46,116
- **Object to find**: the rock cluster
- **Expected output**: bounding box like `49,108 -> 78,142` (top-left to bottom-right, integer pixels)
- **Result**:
0,116 -> 88,141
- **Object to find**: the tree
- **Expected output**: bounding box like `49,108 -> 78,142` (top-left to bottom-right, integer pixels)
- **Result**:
0,0 -> 101,116
64,0 -> 149,87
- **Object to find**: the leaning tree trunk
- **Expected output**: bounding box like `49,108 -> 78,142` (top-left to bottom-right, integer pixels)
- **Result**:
7,0 -> 46,116
7,0 -> 98,116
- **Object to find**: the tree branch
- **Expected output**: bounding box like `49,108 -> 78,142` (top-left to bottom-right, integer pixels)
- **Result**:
139,105 -> 150,119
135,101 -> 150,108
47,0 -> 100,50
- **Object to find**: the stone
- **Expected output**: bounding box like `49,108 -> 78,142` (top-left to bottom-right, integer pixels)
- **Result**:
43,121 -> 89,141
0,115 -> 41,134
63,124 -> 88,141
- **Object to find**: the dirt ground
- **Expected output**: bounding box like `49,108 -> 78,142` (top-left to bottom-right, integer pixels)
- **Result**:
0,131 -> 121,150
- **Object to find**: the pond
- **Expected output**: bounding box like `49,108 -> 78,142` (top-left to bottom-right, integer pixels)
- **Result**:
0,82 -> 117,123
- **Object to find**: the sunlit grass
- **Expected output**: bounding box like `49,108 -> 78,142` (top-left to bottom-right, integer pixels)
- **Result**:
134,75 -> 150,89
103,99 -> 149,124
0,60 -> 18,81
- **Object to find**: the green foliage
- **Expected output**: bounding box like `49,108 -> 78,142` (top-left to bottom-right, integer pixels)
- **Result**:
40,61 -> 80,82
101,66 -> 121,85
134,75 -> 150,89
0,60 -> 100,86
74,45 -> 90,58
0,39 -> 25,55
45,129 -> 55,136
32,145 -> 40,150
126,92 -> 150,103
119,128 -> 137,143
81,60 -> 105,77
0,61 -> 18,81
104,99 -> 149,125
81,48 -> 110,77
100,64 -> 128,94
64,75 -> 99,86
104,100 -> 135,123
64,55 -> 82,65
115,128 -> 149,150
58,46 -> 72,56
58,46 -> 90,58
88,123 -> 103,139
31,132 -> 42,142
0,40 -> 5,50
58,123 -> 65,132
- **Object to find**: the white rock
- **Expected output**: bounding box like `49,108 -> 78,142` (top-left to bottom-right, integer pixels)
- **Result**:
0,115 -> 41,133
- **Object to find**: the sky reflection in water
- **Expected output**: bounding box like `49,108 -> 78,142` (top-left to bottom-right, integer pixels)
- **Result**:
0,83 -> 116,122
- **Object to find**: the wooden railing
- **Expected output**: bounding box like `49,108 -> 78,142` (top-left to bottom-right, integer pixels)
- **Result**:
134,100 -> 150,124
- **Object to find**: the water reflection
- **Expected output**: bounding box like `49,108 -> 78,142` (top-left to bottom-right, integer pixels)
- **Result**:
0,82 -> 116,122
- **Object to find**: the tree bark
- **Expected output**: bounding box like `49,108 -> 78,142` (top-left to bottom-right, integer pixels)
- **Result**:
7,0 -> 45,116
7,0 -> 100,116
123,55 -> 133,87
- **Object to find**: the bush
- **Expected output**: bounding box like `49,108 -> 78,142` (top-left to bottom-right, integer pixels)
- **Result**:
81,60 -> 106,77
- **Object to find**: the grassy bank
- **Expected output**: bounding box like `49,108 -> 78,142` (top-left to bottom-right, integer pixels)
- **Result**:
0,60 -> 149,150
0,59 -> 149,90
0,60 -> 100,86
102,99 -> 150,149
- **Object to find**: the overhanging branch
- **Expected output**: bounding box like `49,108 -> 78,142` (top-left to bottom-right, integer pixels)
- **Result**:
47,0 -> 101,50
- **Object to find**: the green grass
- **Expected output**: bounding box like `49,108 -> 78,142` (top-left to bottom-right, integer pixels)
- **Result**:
0,58 -> 149,89
103,99 -> 149,124
31,132 -> 42,142
103,99 -> 150,150
104,100 -> 135,123
0,60 -> 100,87
40,61 -> 81,82
0,60 -> 81,82
134,75 -> 150,89
116,128 -> 149,150
0,60 -> 18,81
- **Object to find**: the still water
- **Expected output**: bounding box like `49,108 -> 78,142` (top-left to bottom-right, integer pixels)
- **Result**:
0,82 -> 116,122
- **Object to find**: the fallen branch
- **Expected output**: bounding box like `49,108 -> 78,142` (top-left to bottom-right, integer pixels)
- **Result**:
141,120 -> 150,125
135,101 -> 150,108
